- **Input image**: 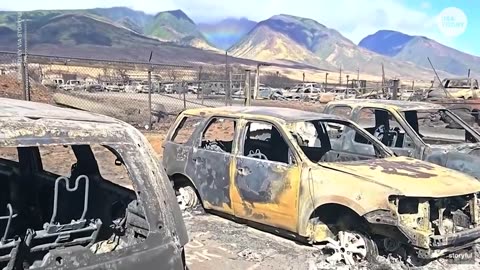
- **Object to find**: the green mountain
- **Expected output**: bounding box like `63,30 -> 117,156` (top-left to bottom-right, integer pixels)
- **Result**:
230,14 -> 441,78
0,13 -> 247,64
359,30 -> 480,76
145,10 -> 201,41
0,8 -> 213,49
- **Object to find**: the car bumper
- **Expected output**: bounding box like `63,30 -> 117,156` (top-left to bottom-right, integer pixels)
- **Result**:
412,227 -> 480,259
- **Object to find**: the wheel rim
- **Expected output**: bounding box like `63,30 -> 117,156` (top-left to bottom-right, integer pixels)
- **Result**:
325,231 -> 368,265
177,186 -> 198,211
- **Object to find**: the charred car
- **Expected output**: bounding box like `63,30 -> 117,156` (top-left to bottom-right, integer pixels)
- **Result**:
0,98 -> 187,269
427,77 -> 479,100
325,99 -> 480,179
163,106 -> 480,264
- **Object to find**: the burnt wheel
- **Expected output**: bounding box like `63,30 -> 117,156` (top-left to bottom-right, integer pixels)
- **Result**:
176,185 -> 200,211
325,231 -> 378,265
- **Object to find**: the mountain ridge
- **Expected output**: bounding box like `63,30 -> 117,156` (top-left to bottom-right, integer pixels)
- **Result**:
230,14 -> 441,78
359,30 -> 480,76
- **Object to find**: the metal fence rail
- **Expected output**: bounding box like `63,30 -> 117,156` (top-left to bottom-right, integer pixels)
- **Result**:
0,52 -> 250,128
0,51 -> 434,129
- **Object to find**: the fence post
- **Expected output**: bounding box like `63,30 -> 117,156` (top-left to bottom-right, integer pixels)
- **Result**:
253,64 -> 260,100
147,68 -> 152,128
197,66 -> 202,102
21,54 -> 27,100
228,67 -> 233,106
183,92 -> 187,110
392,79 -> 399,100
244,69 -> 251,106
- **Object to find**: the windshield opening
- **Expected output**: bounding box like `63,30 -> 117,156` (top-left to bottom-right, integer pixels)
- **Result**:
291,119 -> 390,163
404,109 -> 479,145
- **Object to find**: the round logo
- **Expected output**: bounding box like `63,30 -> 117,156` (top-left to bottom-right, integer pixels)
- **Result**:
436,7 -> 467,37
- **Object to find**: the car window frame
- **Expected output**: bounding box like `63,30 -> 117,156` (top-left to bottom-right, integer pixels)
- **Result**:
168,114 -> 203,145
197,116 -> 238,155
238,119 -> 298,166
353,106 -> 425,149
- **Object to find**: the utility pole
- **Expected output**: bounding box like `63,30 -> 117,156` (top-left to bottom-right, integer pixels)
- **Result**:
303,72 -> 305,82
325,73 -> 329,88
468,69 -> 471,78
357,66 -> 360,81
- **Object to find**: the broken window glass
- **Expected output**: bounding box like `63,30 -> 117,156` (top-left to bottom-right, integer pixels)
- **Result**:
292,120 -> 386,162
39,145 -> 77,176
0,147 -> 18,162
201,118 -> 236,153
329,106 -> 352,118
171,116 -> 202,144
243,121 -> 291,164
411,109 -> 478,144
356,108 -> 414,148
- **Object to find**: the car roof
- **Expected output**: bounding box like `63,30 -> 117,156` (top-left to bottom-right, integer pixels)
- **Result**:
182,106 -> 347,122
328,99 -> 445,111
0,98 -> 117,123
0,98 -> 135,146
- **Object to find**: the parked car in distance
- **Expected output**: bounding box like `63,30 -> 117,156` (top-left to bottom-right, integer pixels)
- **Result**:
60,80 -> 84,91
163,106 -> 480,265
325,99 -> 480,179
0,98 -> 188,269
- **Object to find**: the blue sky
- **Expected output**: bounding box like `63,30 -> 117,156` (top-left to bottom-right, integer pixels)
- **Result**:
2,0 -> 479,56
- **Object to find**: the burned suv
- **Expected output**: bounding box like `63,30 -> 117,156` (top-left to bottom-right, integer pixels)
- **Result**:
325,99 -> 480,179
163,106 -> 480,265
0,98 -> 187,269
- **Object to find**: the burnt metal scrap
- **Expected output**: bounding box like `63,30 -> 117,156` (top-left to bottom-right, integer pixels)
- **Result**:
0,98 -> 187,269
163,105 -> 480,265
325,99 -> 480,180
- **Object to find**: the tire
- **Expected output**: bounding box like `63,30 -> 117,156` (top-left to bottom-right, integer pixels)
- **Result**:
324,230 -> 379,265
176,184 -> 200,211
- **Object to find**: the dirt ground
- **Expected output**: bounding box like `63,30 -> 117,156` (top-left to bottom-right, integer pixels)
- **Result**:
0,75 -> 54,103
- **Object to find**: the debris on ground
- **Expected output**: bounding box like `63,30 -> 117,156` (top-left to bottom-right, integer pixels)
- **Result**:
237,248 -> 265,262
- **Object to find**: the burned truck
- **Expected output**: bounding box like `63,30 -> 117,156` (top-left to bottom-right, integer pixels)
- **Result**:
0,98 -> 187,269
163,106 -> 480,265
325,99 -> 480,179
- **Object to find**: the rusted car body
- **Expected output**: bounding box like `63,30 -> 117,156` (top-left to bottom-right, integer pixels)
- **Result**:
163,106 -> 480,263
427,78 -> 480,99
0,98 -> 187,269
325,99 -> 480,179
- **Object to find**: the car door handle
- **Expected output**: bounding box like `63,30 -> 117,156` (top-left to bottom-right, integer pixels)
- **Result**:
237,167 -> 251,176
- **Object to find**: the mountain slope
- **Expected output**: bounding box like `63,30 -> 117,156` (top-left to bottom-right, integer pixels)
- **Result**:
230,15 -> 437,78
359,30 -> 480,76
0,8 -> 214,50
230,24 -> 332,68
198,18 -> 257,50
144,10 -> 217,51
0,13 -> 248,64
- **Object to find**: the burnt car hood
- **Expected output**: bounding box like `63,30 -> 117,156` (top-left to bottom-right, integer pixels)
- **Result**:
426,144 -> 480,179
429,143 -> 480,155
320,156 -> 480,197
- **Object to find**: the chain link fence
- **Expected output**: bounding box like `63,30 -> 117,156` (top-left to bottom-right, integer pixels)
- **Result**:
0,51 -> 434,128
0,51 -> 254,128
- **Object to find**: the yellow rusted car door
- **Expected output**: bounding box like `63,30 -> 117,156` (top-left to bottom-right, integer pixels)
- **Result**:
230,120 -> 301,232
